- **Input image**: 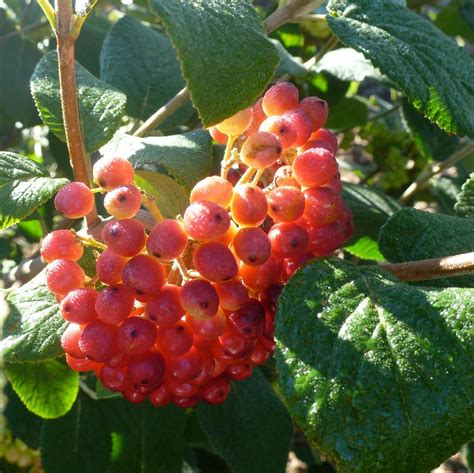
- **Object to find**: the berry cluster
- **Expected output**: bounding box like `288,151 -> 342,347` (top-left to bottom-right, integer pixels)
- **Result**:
43,81 -> 353,408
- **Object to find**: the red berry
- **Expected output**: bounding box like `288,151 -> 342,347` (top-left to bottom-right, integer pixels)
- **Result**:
303,187 -> 344,225
185,308 -> 227,339
40,230 -> 83,263
268,222 -> 308,258
215,108 -> 253,136
118,317 -> 157,355
250,342 -> 270,366
245,97 -> 266,136
102,219 -> 146,257
209,126 -> 228,145
79,320 -> 119,362
156,321 -> 193,358
99,365 -> 130,392
282,251 -> 314,280
147,219 -> 188,261
228,298 -> 266,339
184,201 -> 230,241
122,255 -> 165,302
308,128 -> 338,154
145,285 -> 185,327
273,165 -> 300,188
214,279 -> 249,311
128,352 -> 166,394
282,109 -> 312,147
298,97 -> 328,131
240,132 -> 282,169
60,287 -> 98,324
193,241 -> 238,282
212,327 -> 256,361
307,222 -> 346,256
172,396 -> 198,408
54,182 -> 94,219
166,378 -> 199,398
293,148 -> 339,188
232,227 -> 271,266
61,323 -> 85,359
262,82 -> 299,116
123,388 -> 147,403
260,283 -> 283,316
259,115 -> 297,150
180,279 -> 219,319
96,250 -> 128,285
168,347 -> 206,382
200,376 -> 231,405
149,385 -> 171,407
267,186 -> 305,223
96,284 -> 135,325
93,157 -> 134,190
230,184 -> 268,227
65,354 -> 102,372
226,361 -> 253,381
104,185 -> 142,219
239,255 -> 281,291
190,176 -> 233,208
46,259 -> 85,295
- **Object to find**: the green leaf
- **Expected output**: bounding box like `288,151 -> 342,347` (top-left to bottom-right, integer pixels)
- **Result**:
325,97 -> 368,131
5,360 -> 79,419
455,173 -> 474,218
327,0 -> 474,138
1,271 -> 66,363
315,47 -> 383,82
276,258 -> 474,473
378,208 -> 474,287
0,152 -> 68,230
431,176 -> 463,215
150,0 -> 279,127
101,130 -> 213,191
0,8 -> 41,128
100,16 -> 193,127
341,182 -> 402,240
40,393 -> 112,473
402,99 -> 459,162
135,171 -> 189,220
30,51 -> 126,152
271,39 -> 307,78
197,369 -> 293,473
344,236 -> 385,261
435,0 -> 474,44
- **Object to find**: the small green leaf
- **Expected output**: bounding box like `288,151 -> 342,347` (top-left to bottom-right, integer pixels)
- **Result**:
31,52 -> 126,152
455,173 -> 474,218
0,152 -> 68,230
40,394 -> 112,473
101,130 -> 213,191
325,97 -> 368,130
344,236 -> 384,261
276,258 -> 474,473
379,208 -> 474,287
341,182 -> 402,240
100,16 -> 193,126
150,0 -> 279,127
197,369 -> 293,473
135,171 -> 189,220
5,360 -> 79,419
1,271 -> 66,363
327,0 -> 474,137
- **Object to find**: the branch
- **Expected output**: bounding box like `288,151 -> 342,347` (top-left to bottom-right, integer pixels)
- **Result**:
264,0 -> 324,33
55,0 -> 98,227
380,252 -> 474,282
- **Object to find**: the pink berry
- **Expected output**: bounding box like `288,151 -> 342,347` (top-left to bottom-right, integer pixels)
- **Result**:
233,227 -> 271,266
308,128 -> 338,154
46,259 -> 85,295
240,131 -> 282,169
193,241 -> 238,282
262,82 -> 299,116
104,185 -> 142,219
244,98 -> 266,136
61,323 -> 85,359
60,287 -> 98,324
267,186 -> 305,223
230,184 -> 268,227
146,220 -> 188,261
95,284 -> 135,325
180,279 -> 219,319
259,115 -> 297,150
54,182 -> 94,219
214,279 -> 249,311
96,250 -> 128,285
293,148 -> 339,188
298,97 -> 328,131
102,219 -> 146,257
307,222 -> 346,256
118,317 -> 157,356
156,321 -> 193,358
184,201 -> 230,241
283,109 -> 313,147
40,230 -> 83,263
190,176 -> 234,208
268,222 -> 309,258
79,320 -> 119,362
128,352 -> 166,393
122,255 -> 165,302
215,108 -> 253,136
303,187 -> 344,225
145,285 -> 185,327
93,157 -> 134,190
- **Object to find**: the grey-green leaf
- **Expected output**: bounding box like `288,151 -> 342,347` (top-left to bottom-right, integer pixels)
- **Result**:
378,208 -> 474,287
1,271 -> 66,363
5,360 -> 79,419
101,130 -> 213,191
31,51 -> 126,152
327,0 -> 474,137
0,152 -> 68,230
197,369 -> 293,473
272,40 -> 308,78
276,258 -> 474,473
150,0 -> 279,127
455,173 -> 474,218
100,16 -> 193,126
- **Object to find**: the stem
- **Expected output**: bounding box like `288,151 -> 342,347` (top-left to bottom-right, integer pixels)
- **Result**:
380,252 -> 474,282
400,143 -> 474,203
252,169 -> 265,185
220,135 -> 237,179
55,0 -> 98,227
175,257 -> 191,282
133,87 -> 190,137
37,0 -> 56,30
264,0 -> 324,33
73,231 -> 107,250
79,380 -> 98,400
141,194 -> 164,223
236,167 -> 256,187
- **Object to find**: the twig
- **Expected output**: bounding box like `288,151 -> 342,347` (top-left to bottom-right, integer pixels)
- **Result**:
220,136 -> 237,179
400,143 -> 474,203
55,0 -> 98,227
79,380 -> 98,400
37,0 -> 56,30
380,252 -> 474,282
175,257 -> 191,282
141,194 -> 164,223
0,19 -> 49,43
263,0 -> 324,33
305,35 -> 339,70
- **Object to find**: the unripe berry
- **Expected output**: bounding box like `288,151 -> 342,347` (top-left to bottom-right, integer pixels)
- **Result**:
214,279 -> 249,311
93,157 -> 134,190
147,219 -> 188,260
259,115 -> 297,150
233,227 -> 271,266
61,323 -> 85,359
118,317 -> 157,355
193,241 -> 238,282
298,97 -> 328,131
145,285 -> 185,327
230,184 -> 268,227
96,250 -> 128,285
95,284 -> 135,325
190,176 -> 234,208
122,255 -> 165,302
267,186 -> 305,222
104,185 -> 142,219
303,187 -> 344,225
180,279 -> 219,319
156,320 -> 193,358
60,287 -> 98,324
40,230 -> 83,263
46,259 -> 85,295
215,108 -> 253,136
54,182 -> 94,219
293,148 -> 339,188
268,222 -> 309,258
262,82 -> 299,116
102,219 -> 146,257
79,320 -> 119,362
240,132 -> 282,169
184,201 -> 230,241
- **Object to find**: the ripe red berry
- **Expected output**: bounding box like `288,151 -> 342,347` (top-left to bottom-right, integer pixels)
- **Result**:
149,385 -> 171,407
228,298 -> 266,339
146,219 -> 188,261
122,255 -> 165,302
117,317 -> 157,356
282,251 -> 314,280
214,279 -> 249,311
172,396 -> 198,408
282,109 -> 313,147
307,222 -> 346,256
262,82 -> 299,116
60,287 -> 98,324
180,279 -> 219,319
269,222 -> 308,258
46,259 -> 85,295
293,148 -> 339,188
230,184 -> 268,227
166,378 -> 199,398
190,176 -> 233,208
226,361 -> 253,381
127,352 -> 166,394
200,376 -> 231,405
96,250 -> 128,285
232,227 -> 271,266
104,185 -> 142,219
168,347 -> 206,382
40,230 -> 83,263
267,186 -> 305,223
240,131 -> 282,169
54,182 -> 94,219
102,219 -> 146,257
250,342 -> 270,366
95,284 -> 135,325
66,354 -> 102,372
239,255 -> 281,291
61,323 -> 85,359
303,187 -> 344,225
79,320 -> 119,362
184,201 -> 230,241
215,108 -> 253,136
212,327 -> 256,361
185,308 -> 227,339
298,97 -> 328,131
99,365 -> 130,392
244,97 -> 266,136
193,241 -> 238,282
308,128 -> 338,154
93,157 -> 134,190
259,115 -> 297,150
145,285 -> 185,327
123,388 -> 147,403
156,321 -> 193,358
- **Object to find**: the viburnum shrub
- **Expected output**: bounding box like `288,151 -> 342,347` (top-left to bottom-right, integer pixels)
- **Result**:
1,0 -> 474,472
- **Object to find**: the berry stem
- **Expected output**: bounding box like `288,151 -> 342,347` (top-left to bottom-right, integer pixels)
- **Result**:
141,194 -> 164,223
55,0 -> 98,227
72,231 -> 107,250
235,167 -> 256,187
380,251 -> 474,282
252,169 -> 264,186
220,135 -> 237,179
174,257 -> 191,282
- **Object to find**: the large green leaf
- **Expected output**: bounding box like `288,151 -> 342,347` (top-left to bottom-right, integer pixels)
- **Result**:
325,97 -> 368,131
0,152 -> 68,230
100,15 -> 193,126
276,258 -> 474,473
341,182 -> 402,241
101,130 -> 213,191
150,0 -> 279,127
378,208 -> 474,287
30,52 -> 126,152
327,0 -> 474,138
0,8 -> 41,128
197,369 -> 293,473
435,0 -> 474,43
40,394 -> 112,473
1,271 -> 65,363
455,173 -> 474,218
5,360 -> 79,419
